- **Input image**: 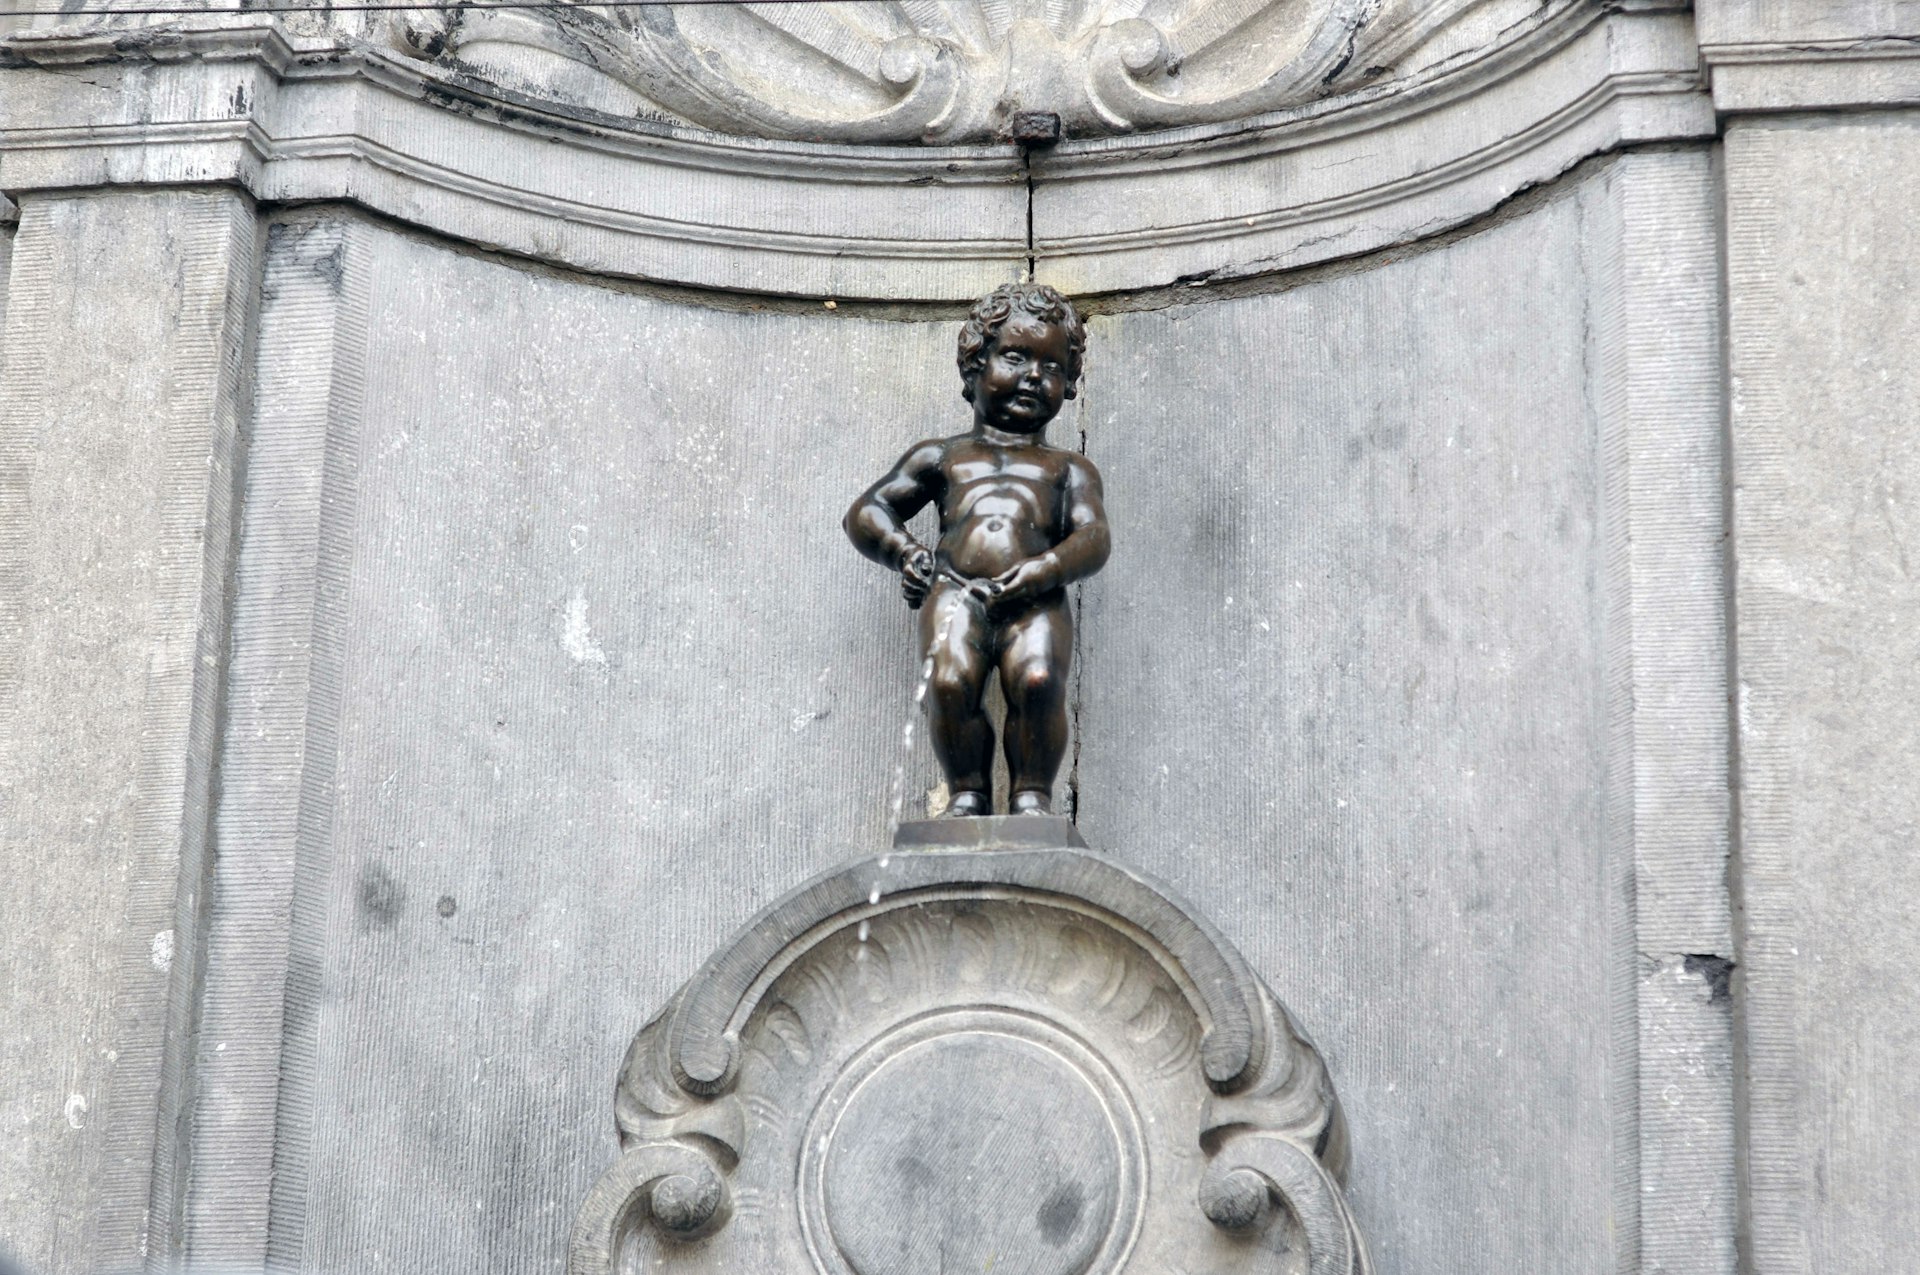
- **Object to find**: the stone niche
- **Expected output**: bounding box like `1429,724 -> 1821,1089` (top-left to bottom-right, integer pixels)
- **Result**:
2,1 -> 1816,1273
570,825 -> 1367,1275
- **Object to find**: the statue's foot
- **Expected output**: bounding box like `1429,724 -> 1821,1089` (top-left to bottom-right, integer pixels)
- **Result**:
1009,790 -> 1052,816
944,790 -> 991,818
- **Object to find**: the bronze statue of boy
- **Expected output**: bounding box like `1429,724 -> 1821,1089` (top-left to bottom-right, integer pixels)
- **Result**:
846,283 -> 1109,818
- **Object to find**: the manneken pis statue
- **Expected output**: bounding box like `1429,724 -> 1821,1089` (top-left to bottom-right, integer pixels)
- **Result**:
845,282 -> 1110,818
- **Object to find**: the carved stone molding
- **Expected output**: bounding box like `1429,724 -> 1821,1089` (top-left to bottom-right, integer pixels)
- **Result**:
571,841 -> 1369,1275
0,4 -> 1710,296
1698,1 -> 1920,113
395,0 -> 1550,145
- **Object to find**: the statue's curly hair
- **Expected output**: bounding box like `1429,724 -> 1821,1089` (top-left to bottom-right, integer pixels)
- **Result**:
956,282 -> 1086,402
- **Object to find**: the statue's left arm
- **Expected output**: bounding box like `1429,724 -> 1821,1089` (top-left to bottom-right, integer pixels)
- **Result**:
1046,453 -> 1110,587
987,454 -> 1109,605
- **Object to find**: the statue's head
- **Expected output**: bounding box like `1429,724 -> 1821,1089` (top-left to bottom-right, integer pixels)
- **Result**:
957,283 -> 1086,430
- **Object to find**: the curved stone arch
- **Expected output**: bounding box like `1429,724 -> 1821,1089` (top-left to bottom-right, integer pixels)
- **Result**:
579,839 -> 1369,1275
664,846 -> 1272,1096
0,4 -> 1710,298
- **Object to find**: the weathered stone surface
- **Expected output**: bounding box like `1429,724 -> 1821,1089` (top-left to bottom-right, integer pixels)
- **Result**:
1031,3 -> 1713,292
185,211 -> 972,1273
0,188 -> 257,1272
0,4 -> 1713,298
399,0 -> 1572,144
573,845 -> 1364,1275
894,814 -> 1089,849
105,148 -> 1726,1274
5,7 -> 1903,1274
183,215 -> 375,1269
821,1029 -> 1123,1272
1586,149 -> 1737,1275
1725,112 -> 1920,1275
0,22 -> 1030,302
1701,0 -> 1920,112
1069,150 -> 1732,1275
0,204 -> 12,357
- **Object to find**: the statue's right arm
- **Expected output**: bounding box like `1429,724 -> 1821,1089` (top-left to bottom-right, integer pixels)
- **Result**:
844,441 -> 945,570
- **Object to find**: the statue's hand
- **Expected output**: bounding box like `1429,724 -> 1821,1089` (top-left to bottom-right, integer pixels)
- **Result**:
988,555 -> 1060,609
900,545 -> 936,609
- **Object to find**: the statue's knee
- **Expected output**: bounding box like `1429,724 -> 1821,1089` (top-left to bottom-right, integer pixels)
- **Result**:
928,666 -> 979,711
1006,662 -> 1060,709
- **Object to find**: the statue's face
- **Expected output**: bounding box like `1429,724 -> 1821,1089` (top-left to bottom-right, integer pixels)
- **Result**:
975,314 -> 1073,433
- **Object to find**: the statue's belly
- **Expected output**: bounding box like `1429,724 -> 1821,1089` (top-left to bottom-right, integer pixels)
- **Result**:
940,494 -> 1053,578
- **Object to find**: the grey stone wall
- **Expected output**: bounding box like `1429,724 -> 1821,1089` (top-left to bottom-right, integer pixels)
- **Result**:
137,149 -> 1724,1274
1076,186 -> 1615,1275
191,211 -> 971,1272
1075,147 -> 1732,1275
0,189 -> 257,1272
1726,110 -> 1920,1274
2,5 -> 1916,1273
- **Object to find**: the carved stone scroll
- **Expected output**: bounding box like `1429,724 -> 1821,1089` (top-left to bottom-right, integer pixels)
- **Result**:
572,831 -> 1371,1275
397,0 -> 1562,145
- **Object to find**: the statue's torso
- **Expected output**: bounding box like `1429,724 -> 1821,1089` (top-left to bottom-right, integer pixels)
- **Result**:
934,438 -> 1073,580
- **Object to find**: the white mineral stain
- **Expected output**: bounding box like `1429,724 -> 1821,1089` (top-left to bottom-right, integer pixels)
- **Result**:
63,1094 -> 86,1129
562,594 -> 607,664
149,928 -> 174,973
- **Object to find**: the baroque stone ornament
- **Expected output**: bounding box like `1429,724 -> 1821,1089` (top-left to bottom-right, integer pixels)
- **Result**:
0,6 -> 1702,299
570,825 -> 1372,1275
399,0 -> 1561,143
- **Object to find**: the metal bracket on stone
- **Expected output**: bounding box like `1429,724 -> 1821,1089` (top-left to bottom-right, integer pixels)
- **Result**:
571,826 -> 1372,1274
1009,110 -> 1064,146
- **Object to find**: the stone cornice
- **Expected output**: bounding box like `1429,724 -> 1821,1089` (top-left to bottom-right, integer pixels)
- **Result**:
0,4 -> 1714,299
1034,0 -> 1712,291
1699,0 -> 1920,112
1703,38 -> 1920,113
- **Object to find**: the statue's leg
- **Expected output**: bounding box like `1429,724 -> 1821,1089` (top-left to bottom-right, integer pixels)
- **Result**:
920,581 -> 994,814
998,593 -> 1072,814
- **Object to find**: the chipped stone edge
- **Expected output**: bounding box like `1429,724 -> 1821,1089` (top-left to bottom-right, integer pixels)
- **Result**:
1586,149 -> 1739,1275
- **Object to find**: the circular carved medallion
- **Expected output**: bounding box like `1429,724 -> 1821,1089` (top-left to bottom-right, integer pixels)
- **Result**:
579,879 -> 1363,1275
801,1009 -> 1144,1275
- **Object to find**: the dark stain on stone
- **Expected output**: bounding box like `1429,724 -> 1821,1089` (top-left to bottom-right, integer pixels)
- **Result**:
1037,1183 -> 1082,1245
895,1153 -> 936,1189
357,864 -> 404,930
1684,953 -> 1736,1005
311,240 -> 345,294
